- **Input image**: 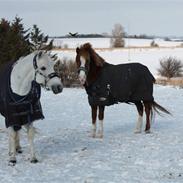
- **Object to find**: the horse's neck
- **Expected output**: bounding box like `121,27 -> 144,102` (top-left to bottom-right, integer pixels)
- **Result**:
87,63 -> 103,85
87,62 -> 110,85
10,53 -> 35,96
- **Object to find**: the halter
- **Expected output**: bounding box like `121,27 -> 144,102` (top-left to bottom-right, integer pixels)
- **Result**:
77,66 -> 88,75
77,56 -> 91,76
33,54 -> 59,90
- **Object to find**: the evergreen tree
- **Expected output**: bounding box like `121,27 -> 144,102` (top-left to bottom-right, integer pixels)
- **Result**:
0,17 -> 53,67
0,18 -> 11,65
30,24 -> 53,51
11,17 -> 31,59
0,16 -> 31,66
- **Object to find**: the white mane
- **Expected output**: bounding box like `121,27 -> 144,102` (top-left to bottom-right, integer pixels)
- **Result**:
11,52 -> 35,96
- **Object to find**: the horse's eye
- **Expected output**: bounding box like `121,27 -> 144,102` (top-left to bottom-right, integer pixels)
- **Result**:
40,66 -> 46,71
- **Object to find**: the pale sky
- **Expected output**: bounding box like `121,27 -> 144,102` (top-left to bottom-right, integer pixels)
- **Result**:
0,0 -> 183,37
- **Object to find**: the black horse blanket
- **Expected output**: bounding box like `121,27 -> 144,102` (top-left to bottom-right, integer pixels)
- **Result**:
0,61 -> 44,131
85,63 -> 155,106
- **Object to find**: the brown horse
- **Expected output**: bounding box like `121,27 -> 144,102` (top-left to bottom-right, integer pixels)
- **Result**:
75,43 -> 170,138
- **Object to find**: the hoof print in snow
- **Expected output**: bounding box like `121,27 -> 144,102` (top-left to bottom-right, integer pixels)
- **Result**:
81,147 -> 87,151
31,159 -> 38,163
89,133 -> 96,138
8,160 -> 16,166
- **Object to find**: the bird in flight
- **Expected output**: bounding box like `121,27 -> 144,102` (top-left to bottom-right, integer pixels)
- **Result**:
69,32 -> 78,37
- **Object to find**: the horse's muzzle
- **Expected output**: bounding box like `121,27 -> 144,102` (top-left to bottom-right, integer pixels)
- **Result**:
51,84 -> 63,94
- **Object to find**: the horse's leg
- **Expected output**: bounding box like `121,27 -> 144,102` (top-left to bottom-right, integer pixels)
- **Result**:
8,127 -> 17,165
15,131 -> 22,153
24,123 -> 38,163
91,105 -> 97,138
134,101 -> 144,133
97,106 -> 105,138
144,102 -> 152,133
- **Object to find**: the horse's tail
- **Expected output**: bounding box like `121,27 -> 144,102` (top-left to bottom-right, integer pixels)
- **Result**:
152,101 -> 171,116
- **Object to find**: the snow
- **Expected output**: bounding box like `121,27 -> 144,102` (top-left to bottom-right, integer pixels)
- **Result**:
1,38 -> 183,182
52,38 -> 183,48
53,47 -> 183,77
51,38 -> 183,78
0,86 -> 183,183
53,38 -> 110,49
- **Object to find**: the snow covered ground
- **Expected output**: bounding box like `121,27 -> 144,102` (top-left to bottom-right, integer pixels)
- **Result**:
0,86 -> 183,183
52,38 -> 183,48
52,37 -> 183,78
0,38 -> 183,182
53,47 -> 183,77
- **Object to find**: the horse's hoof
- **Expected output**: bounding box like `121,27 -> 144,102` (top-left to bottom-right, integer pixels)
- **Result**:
16,147 -> 23,154
17,149 -> 23,154
8,159 -> 16,166
30,158 -> 38,163
89,133 -> 96,138
96,133 -> 103,139
145,130 -> 151,134
134,130 -> 141,134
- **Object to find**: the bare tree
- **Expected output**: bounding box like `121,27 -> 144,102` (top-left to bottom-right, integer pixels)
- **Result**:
158,57 -> 183,79
110,23 -> 125,48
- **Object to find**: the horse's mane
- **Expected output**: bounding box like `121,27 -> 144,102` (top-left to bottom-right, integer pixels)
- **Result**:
82,43 -> 105,67
77,43 -> 106,85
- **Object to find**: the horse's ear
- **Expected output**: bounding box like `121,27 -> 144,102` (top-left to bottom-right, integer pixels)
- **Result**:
76,47 -> 80,53
84,43 -> 92,50
45,50 -> 50,55
51,53 -> 58,61
38,51 -> 43,58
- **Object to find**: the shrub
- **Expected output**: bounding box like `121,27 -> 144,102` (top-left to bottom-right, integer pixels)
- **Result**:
179,43 -> 183,47
63,44 -> 68,49
55,58 -> 79,87
150,40 -> 159,47
158,57 -> 183,78
164,37 -> 171,41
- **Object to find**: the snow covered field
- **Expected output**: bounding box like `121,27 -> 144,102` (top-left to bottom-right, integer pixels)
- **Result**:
53,47 -> 183,77
50,37 -> 183,78
0,86 -> 183,183
0,38 -> 183,182
52,38 -> 183,48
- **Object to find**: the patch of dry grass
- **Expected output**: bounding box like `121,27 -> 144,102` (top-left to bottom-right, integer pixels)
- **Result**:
156,77 -> 183,87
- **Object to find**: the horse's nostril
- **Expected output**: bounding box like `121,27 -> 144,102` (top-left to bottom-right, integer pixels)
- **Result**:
58,85 -> 63,92
51,85 -> 63,94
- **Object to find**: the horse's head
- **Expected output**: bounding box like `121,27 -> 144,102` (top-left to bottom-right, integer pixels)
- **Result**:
76,43 -> 105,85
34,51 -> 63,94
